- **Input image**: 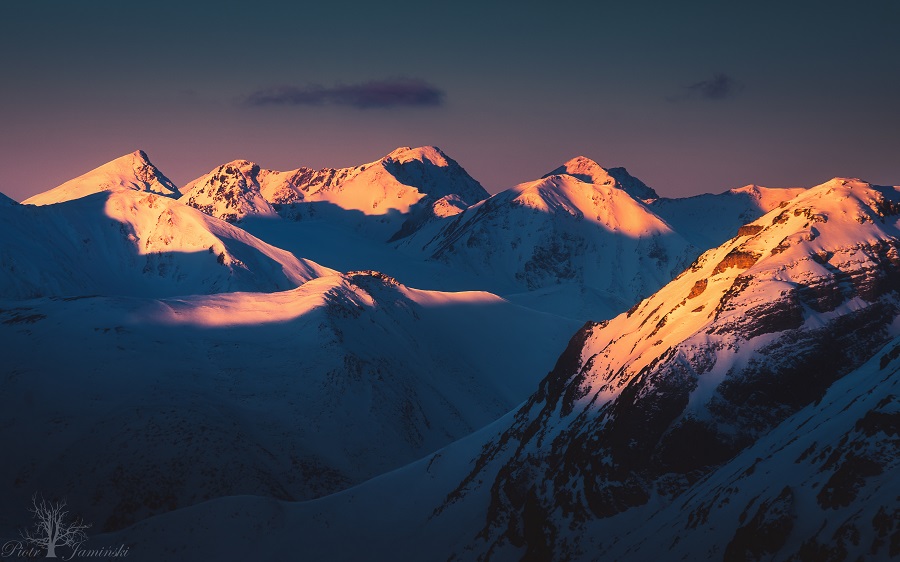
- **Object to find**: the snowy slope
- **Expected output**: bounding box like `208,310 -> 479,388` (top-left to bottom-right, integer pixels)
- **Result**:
96,334 -> 900,562
178,159 -> 279,222
22,150 -> 181,206
396,162 -> 696,318
0,189 -> 329,299
650,183 -> 806,250
0,273 -> 578,534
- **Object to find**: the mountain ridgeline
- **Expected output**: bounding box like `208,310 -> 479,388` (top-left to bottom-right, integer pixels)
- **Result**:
1,146 -> 897,562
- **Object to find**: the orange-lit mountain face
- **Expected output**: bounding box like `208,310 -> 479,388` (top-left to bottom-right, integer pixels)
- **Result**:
1,149 -> 897,561
450,178 -> 900,559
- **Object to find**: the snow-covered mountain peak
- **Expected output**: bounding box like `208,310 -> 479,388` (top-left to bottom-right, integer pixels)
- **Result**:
585,178 -> 900,383
378,145 -> 488,205
185,146 -> 489,232
23,150 -> 181,206
221,159 -> 259,171
545,156 -> 610,183
383,145 -> 450,167
250,146 -> 489,241
542,157 -> 606,189
508,174 -> 671,236
179,159 -> 277,222
394,170 -> 695,318
0,189 -> 329,299
720,182 -> 807,199
543,156 -> 659,200
762,177 -> 896,225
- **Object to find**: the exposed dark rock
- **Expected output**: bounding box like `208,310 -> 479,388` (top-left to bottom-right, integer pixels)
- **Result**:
655,416 -> 738,474
737,224 -> 765,237
854,408 -> 900,437
712,249 -> 761,275
688,279 -> 707,299
724,486 -> 795,562
881,344 -> 900,369
817,454 -> 884,509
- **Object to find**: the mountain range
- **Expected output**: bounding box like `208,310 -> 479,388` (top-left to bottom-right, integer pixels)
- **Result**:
1,147 -> 896,562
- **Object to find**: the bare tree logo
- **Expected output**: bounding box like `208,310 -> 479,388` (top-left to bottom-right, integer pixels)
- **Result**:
20,495 -> 91,558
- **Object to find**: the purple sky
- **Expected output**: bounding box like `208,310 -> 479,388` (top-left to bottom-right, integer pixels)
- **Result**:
1,1 -> 898,201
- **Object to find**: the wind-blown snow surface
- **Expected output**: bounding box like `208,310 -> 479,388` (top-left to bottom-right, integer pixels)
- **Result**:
0,272 -> 578,534
0,189 -> 328,299
97,178 -> 900,561
22,150 -> 181,206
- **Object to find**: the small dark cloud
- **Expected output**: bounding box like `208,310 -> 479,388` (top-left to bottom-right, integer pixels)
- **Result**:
243,79 -> 445,109
668,72 -> 743,102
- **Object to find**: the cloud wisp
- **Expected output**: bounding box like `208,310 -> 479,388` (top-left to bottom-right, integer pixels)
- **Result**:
243,79 -> 445,109
669,72 -> 743,102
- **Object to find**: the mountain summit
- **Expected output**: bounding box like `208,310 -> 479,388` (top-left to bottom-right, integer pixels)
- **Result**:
180,146 -> 488,239
543,156 -> 659,200
261,145 -> 488,215
0,188 -> 327,299
398,170 -> 693,318
23,150 -> 181,206
179,159 -> 278,222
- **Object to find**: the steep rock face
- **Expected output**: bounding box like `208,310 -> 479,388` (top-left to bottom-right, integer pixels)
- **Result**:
23,150 -> 181,206
446,178 -> 900,559
398,171 -> 695,314
0,189 -> 328,299
179,160 -> 278,222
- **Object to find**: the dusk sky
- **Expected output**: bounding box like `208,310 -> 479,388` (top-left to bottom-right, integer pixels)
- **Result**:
1,1 -> 898,202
